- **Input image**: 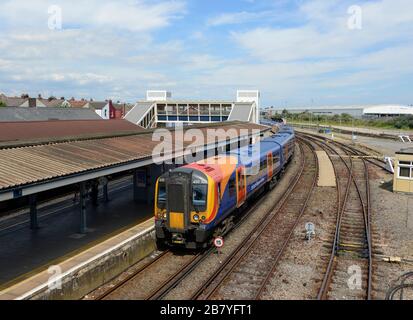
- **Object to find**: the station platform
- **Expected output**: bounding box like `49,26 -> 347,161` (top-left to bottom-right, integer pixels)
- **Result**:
0,182 -> 153,291
0,218 -> 154,300
315,150 -> 336,187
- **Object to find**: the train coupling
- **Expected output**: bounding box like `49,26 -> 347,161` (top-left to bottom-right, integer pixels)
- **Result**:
171,233 -> 185,244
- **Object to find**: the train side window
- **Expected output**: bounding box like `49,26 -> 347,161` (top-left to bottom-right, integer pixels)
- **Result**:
228,177 -> 236,197
273,153 -> 280,165
246,162 -> 259,179
260,159 -> 267,172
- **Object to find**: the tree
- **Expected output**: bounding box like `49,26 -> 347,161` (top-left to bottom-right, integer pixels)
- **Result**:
0,101 -> 6,107
271,114 -> 283,122
281,109 -> 290,118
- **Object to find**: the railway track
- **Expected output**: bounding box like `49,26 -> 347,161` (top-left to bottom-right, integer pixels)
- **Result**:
94,136 -> 375,301
298,133 -> 373,300
299,130 -> 387,171
94,249 -> 207,300
92,141 -> 310,300
191,139 -> 318,300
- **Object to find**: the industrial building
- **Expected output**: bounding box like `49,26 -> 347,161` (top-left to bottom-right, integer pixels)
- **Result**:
124,90 -> 260,128
363,105 -> 413,118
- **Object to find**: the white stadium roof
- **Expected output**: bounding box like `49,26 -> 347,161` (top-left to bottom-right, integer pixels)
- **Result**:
363,105 -> 413,115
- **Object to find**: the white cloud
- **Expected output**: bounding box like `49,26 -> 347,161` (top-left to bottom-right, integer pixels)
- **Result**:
0,0 -> 412,106
0,0 -> 188,101
0,0 -> 186,32
232,0 -> 413,63
207,11 -> 271,27
92,1 -> 186,31
220,0 -> 413,104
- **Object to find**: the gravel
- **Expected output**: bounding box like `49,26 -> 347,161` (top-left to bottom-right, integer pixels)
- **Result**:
163,145 -> 304,300
86,132 -> 413,300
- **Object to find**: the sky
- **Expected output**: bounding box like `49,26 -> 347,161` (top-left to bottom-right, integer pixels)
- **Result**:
0,0 -> 412,107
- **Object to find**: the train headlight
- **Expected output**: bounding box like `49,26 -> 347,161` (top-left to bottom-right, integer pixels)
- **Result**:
156,209 -> 166,220
193,214 -> 199,222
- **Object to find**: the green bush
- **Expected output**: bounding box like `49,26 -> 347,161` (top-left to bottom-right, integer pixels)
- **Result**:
284,112 -> 413,130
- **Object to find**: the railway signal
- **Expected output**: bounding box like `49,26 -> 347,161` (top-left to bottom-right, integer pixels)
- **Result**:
305,222 -> 315,241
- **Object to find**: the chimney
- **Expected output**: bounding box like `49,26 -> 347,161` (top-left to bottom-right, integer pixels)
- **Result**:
109,100 -> 115,119
29,98 -> 36,108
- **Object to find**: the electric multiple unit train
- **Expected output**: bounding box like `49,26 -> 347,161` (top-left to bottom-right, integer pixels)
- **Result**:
154,126 -> 295,249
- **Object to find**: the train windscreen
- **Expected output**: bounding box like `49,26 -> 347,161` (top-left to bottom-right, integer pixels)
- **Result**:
192,184 -> 207,212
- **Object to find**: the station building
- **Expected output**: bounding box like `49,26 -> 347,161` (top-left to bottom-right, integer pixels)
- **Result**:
124,90 -> 260,129
393,147 -> 413,193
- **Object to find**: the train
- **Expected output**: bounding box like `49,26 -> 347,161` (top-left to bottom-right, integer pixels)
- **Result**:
154,125 -> 296,249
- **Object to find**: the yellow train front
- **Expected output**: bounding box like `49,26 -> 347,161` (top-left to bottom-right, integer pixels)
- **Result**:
154,126 -> 295,249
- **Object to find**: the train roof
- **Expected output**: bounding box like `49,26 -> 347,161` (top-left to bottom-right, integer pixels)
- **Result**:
277,125 -> 294,133
227,131 -> 294,166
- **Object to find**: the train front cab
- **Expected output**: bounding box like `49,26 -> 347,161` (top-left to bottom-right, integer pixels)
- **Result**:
154,169 -> 215,249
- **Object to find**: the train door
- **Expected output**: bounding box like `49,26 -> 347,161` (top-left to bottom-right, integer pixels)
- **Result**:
267,152 -> 273,181
236,167 -> 246,207
166,172 -> 191,235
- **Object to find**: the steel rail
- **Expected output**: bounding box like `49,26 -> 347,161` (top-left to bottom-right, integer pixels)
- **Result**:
299,133 -> 372,300
151,148 -> 308,301
96,143 -> 302,300
310,137 -> 354,300
94,250 -> 171,300
254,138 -> 318,299
145,249 -> 213,300
304,133 -> 373,299
192,140 -> 316,300
299,131 -> 387,171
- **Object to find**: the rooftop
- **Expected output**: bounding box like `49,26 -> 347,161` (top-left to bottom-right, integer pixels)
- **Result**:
397,147 -> 413,155
0,119 -> 144,146
0,94 -> 27,107
0,122 -> 269,197
0,107 -> 101,122
363,105 -> 413,115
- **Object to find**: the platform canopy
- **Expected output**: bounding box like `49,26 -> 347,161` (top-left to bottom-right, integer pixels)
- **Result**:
0,122 -> 269,201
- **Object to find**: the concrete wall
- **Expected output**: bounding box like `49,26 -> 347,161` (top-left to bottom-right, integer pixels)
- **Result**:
29,227 -> 156,300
